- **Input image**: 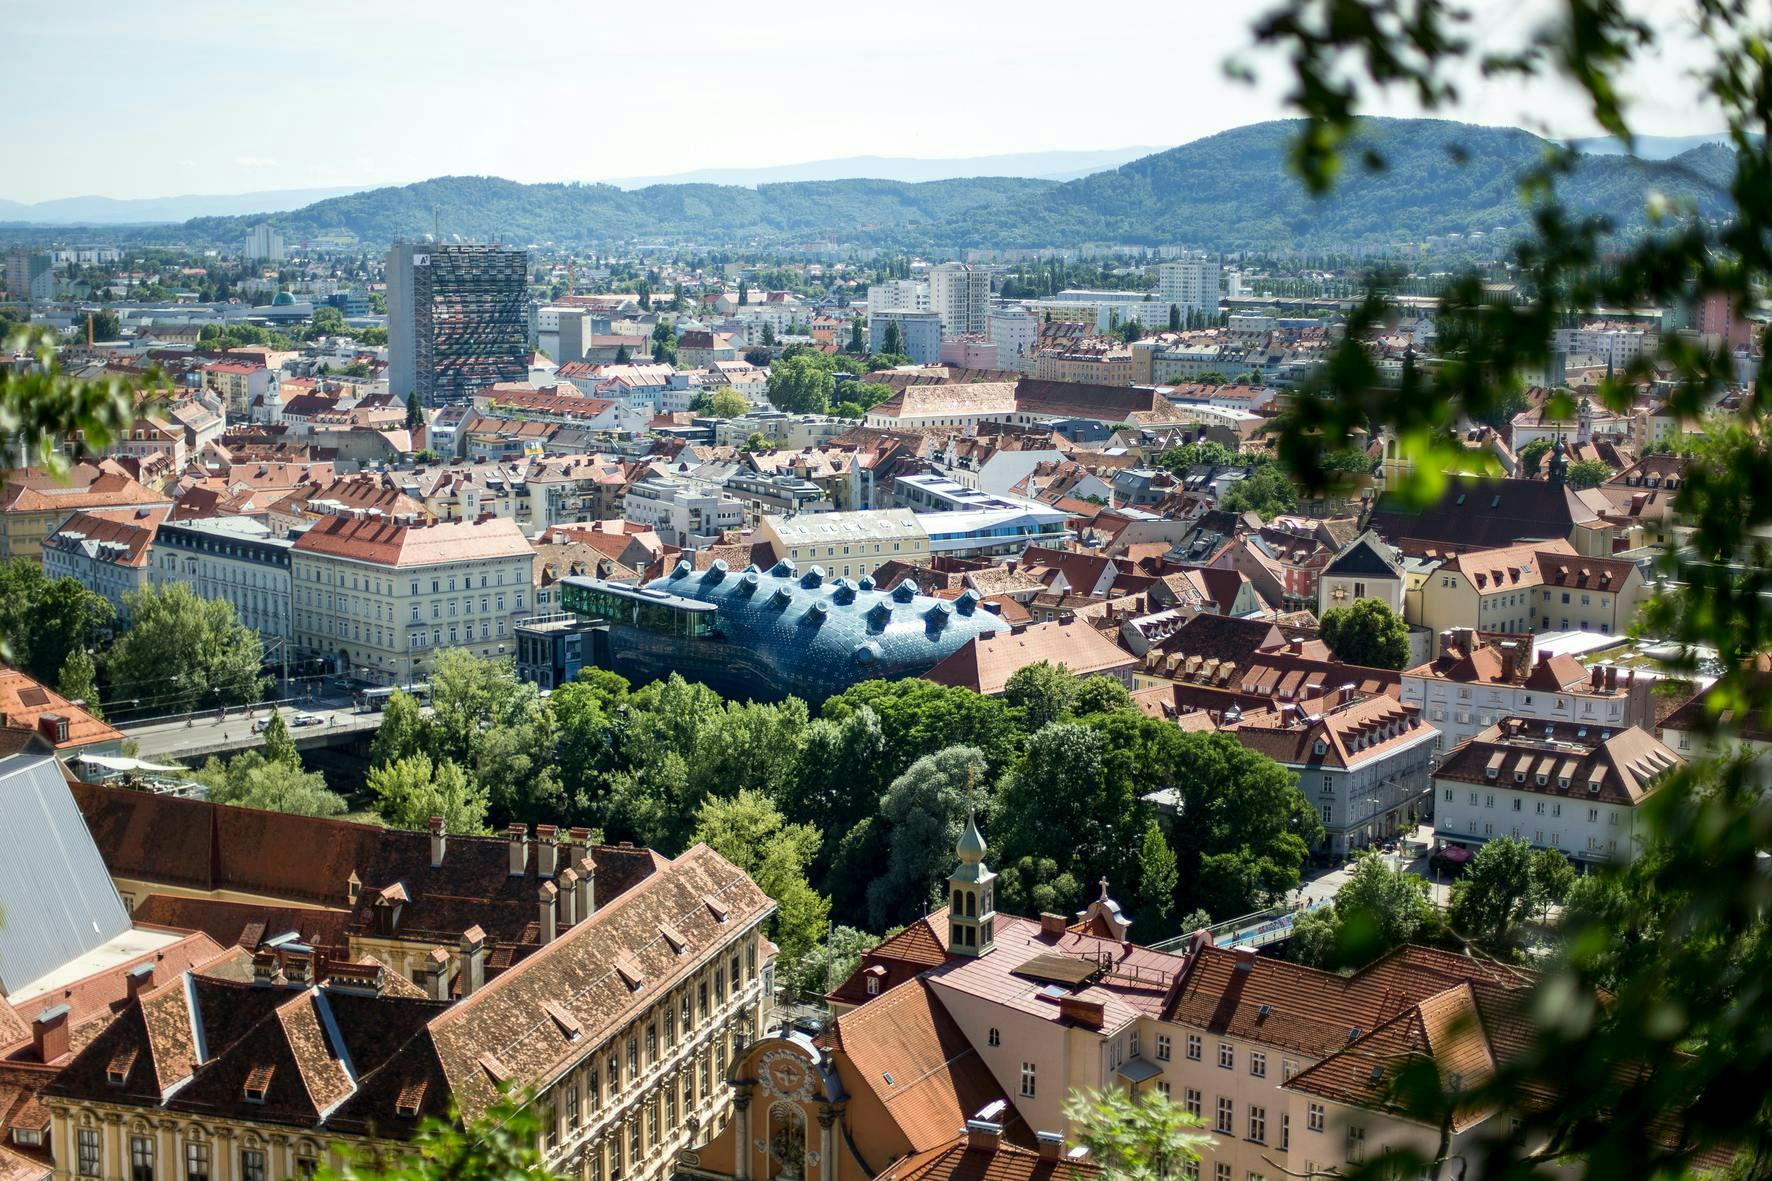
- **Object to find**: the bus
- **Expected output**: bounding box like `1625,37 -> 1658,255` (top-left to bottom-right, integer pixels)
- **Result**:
354,683 -> 431,713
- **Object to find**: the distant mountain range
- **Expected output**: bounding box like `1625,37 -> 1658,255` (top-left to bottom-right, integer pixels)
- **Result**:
0,185 -> 371,226
597,147 -> 1167,189
0,120 -> 1738,251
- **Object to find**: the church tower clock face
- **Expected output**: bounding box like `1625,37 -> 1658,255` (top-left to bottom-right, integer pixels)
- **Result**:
760,1049 -> 814,1102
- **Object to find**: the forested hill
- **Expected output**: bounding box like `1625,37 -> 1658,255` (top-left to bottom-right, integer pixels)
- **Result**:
179,174 -> 1056,247
172,118 -> 1735,251
920,118 -> 1737,250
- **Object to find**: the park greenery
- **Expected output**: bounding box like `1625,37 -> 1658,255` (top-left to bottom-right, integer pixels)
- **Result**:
348,652 -> 1321,992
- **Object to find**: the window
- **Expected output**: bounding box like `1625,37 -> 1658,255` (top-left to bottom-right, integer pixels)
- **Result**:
626,1038 -> 638,1078
295,1154 -> 317,1181
1346,1127 -> 1366,1164
1020,1062 -> 1037,1097
1218,1042 -> 1234,1070
1216,1166 -> 1232,1181
566,1082 -> 580,1129
988,1028 -> 1000,1047
1184,1088 -> 1202,1118
1156,1034 -> 1171,1061
1248,1106 -> 1267,1143
78,1130 -> 100,1177
541,1098 -> 558,1151
131,1135 -> 154,1181
1187,1034 -> 1202,1060
699,979 -> 709,1021
1129,1030 -> 1140,1058
1216,1097 -> 1234,1134
1280,1113 -> 1291,1151
1250,1050 -> 1266,1078
1308,1103 -> 1326,1132
184,1143 -> 209,1181
241,1150 -> 267,1181
1183,1162 -> 1201,1181
1322,803 -> 1333,825
588,1066 -> 600,1112
646,1025 -> 657,1067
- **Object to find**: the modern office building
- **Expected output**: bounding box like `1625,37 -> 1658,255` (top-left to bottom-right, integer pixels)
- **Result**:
928,263 -> 990,336
243,223 -> 286,262
4,250 -> 56,304
386,241 -> 530,406
553,563 -> 1004,702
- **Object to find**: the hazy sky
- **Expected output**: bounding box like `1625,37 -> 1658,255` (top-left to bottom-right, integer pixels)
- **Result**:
0,0 -> 1726,203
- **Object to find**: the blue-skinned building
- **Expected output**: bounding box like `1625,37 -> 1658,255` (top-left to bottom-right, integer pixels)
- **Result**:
532,559 -> 1005,703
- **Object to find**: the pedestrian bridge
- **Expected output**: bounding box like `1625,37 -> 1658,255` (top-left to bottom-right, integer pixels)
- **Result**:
1151,898 -> 1333,954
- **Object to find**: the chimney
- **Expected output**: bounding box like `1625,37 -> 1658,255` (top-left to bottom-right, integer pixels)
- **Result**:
1605,665 -> 1618,691
424,947 -> 450,1001
507,823 -> 528,876
1036,1132 -> 1065,1162
1499,641 -> 1518,683
577,855 -> 596,918
538,881 -> 559,945
568,826 -> 593,868
31,1005 -> 70,1064
966,1120 -> 1002,1153
324,962 -> 386,997
557,867 -> 579,928
429,816 -> 446,868
1038,912 -> 1068,938
125,961 -> 156,1001
535,824 -> 560,877
459,926 -> 486,996
1234,947 -> 1257,972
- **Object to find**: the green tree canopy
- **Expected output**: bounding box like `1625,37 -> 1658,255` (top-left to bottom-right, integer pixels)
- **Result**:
1565,457 -> 1614,489
766,353 -> 835,414
0,557 -> 115,682
107,582 -> 268,713
1518,436 -> 1555,477
56,647 -> 101,719
1002,661 -> 1076,730
369,754 -> 490,835
1218,463 -> 1298,517
1318,597 -> 1412,669
260,712 -> 301,768
691,790 -> 829,977
192,752 -> 347,818
867,745 -> 989,929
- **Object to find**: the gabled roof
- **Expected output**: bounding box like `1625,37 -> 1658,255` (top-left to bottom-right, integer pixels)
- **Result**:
826,977 -> 1022,1155
923,621 -> 1135,696
1322,530 -> 1403,579
0,668 -> 124,750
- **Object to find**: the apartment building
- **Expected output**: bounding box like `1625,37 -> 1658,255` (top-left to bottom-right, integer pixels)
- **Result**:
41,507 -> 170,618
0,464 -> 169,564
986,305 -> 1038,370
1431,717 -> 1682,863
866,309 -> 943,364
756,508 -> 930,579
291,514 -> 535,684
1412,539 -> 1646,638
623,476 -> 744,549
150,517 -> 295,646
929,263 -> 990,336
1400,629 -> 1656,752
42,829 -> 773,1181
1230,692 -> 1439,856
202,361 -> 276,418
866,279 -> 929,312
1157,253 -> 1222,319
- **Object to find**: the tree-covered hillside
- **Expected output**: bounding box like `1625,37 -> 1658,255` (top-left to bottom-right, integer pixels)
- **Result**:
163,117 -> 1739,251
180,174 -> 1056,247
920,118 -> 1737,250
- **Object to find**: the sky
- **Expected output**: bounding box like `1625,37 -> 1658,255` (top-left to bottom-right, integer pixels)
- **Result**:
0,0 -> 1728,204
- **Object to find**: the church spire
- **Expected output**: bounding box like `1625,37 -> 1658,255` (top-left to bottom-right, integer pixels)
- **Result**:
946,809 -> 996,958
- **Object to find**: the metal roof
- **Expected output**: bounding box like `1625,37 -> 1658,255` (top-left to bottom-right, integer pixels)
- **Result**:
0,752 -> 134,997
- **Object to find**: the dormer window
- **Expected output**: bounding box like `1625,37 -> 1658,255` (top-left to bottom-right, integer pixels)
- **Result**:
1589,780 -> 1603,794
1313,740 -> 1327,756
1486,767 -> 1499,779
243,1064 -> 274,1103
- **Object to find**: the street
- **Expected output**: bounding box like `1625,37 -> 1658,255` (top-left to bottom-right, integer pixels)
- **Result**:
121,697 -> 374,760
1290,824 -> 1456,910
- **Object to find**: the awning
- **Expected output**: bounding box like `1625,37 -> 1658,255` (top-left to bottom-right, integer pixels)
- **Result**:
72,754 -> 185,773
1118,1057 -> 1164,1083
